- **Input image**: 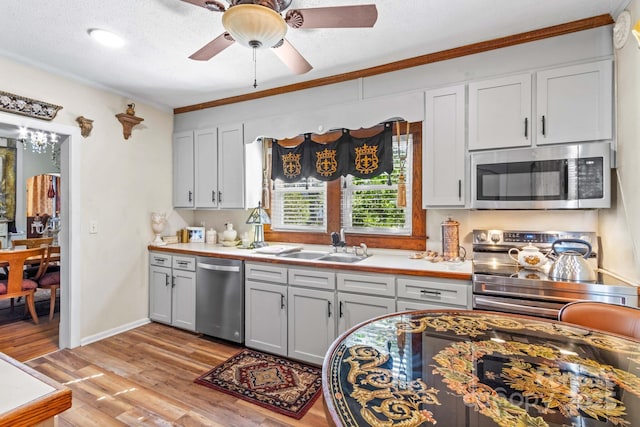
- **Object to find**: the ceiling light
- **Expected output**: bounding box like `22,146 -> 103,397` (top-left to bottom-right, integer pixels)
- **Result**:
88,29 -> 125,48
222,4 -> 287,50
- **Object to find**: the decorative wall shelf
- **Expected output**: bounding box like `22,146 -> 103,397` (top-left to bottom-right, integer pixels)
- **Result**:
115,113 -> 144,140
0,91 -> 62,121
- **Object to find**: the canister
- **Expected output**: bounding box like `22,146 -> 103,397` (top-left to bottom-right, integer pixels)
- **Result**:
441,217 -> 460,260
206,228 -> 217,245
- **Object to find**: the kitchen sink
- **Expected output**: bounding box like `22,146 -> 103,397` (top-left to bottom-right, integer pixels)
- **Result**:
276,250 -> 329,260
276,250 -> 368,263
317,253 -> 368,263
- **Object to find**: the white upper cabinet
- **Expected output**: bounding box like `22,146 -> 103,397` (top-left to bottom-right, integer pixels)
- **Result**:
468,60 -> 613,151
217,123 -> 246,209
173,131 -> 195,208
468,74 -> 532,151
536,60 -> 612,145
194,128 -> 218,208
423,85 -> 466,207
173,123 -> 262,210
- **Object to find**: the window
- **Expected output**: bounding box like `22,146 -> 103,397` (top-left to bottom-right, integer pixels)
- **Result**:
341,135 -> 412,234
265,122 -> 425,251
271,179 -> 326,232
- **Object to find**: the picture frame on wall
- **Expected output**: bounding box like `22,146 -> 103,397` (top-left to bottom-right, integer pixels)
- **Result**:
187,226 -> 205,243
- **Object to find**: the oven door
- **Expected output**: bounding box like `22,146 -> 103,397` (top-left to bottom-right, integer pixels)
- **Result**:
471,144 -> 578,209
473,294 -> 565,319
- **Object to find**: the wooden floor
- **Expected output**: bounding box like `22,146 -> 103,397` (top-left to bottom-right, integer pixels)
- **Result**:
0,313 -> 59,362
26,322 -> 331,427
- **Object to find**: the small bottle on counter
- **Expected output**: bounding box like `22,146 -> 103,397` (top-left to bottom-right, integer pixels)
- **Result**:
206,228 -> 217,245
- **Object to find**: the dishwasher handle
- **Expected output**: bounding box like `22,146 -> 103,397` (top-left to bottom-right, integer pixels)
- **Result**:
198,263 -> 241,273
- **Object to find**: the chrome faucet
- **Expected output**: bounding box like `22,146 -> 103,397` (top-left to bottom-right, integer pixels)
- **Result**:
354,243 -> 368,257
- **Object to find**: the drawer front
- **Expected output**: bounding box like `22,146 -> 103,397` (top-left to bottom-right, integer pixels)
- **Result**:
397,300 -> 465,312
172,255 -> 196,271
337,272 -> 395,297
288,268 -> 335,290
245,262 -> 288,284
397,277 -> 471,308
150,252 -> 172,267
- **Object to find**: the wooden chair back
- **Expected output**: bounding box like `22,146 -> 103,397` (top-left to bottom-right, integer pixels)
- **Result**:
558,301 -> 640,341
11,237 -> 54,249
0,247 -> 47,294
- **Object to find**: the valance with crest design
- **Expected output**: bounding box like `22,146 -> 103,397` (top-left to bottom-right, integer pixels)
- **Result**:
271,122 -> 393,182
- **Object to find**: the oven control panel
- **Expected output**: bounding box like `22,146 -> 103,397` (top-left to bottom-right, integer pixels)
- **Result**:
473,229 -> 596,248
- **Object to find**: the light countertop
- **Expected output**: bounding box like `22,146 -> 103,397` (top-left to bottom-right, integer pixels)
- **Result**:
0,353 -> 71,426
148,242 -> 472,280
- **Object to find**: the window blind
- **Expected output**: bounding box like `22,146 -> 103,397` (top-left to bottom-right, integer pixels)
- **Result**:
341,135 -> 413,235
271,179 -> 327,231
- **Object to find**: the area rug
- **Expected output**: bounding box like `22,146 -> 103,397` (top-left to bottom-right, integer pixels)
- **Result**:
194,349 -> 323,419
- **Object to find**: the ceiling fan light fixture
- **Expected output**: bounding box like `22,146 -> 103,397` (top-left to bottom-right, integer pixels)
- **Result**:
222,4 -> 287,49
87,28 -> 125,48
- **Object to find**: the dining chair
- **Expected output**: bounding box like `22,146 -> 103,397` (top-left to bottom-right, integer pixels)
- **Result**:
558,301 -> 640,340
36,245 -> 61,321
11,237 -> 54,249
0,247 -> 47,324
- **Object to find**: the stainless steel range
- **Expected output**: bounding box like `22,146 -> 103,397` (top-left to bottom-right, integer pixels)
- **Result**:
472,229 -> 639,319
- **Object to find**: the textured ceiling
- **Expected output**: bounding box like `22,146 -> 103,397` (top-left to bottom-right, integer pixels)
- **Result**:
0,0 -> 629,111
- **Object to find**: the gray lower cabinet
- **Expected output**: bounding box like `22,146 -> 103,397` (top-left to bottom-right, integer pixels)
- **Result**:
396,276 -> 471,311
337,271 -> 396,335
245,263 -> 288,356
149,253 -> 196,331
288,286 -> 336,365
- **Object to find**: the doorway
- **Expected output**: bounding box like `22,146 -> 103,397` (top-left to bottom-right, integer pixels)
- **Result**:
0,110 -> 80,352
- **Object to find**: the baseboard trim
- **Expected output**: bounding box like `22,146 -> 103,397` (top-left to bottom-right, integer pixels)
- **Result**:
80,318 -> 151,346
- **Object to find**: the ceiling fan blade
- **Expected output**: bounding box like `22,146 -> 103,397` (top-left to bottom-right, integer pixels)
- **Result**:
189,33 -> 235,61
272,39 -> 313,74
285,5 -> 378,29
180,0 -> 226,12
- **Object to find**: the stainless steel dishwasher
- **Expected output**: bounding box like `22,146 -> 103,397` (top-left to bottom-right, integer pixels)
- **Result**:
196,257 -> 244,343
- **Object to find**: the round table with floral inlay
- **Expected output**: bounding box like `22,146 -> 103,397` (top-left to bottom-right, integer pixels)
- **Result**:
322,310 -> 640,427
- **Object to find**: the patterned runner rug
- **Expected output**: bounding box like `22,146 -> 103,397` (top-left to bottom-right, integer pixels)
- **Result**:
194,348 -> 323,419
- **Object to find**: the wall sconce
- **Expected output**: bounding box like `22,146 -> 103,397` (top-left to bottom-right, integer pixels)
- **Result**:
76,116 -> 94,138
246,201 -> 271,248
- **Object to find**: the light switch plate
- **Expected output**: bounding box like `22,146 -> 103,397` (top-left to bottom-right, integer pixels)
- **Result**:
89,220 -> 98,234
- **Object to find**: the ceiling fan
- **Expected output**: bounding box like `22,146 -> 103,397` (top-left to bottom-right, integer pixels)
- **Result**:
181,0 -> 378,75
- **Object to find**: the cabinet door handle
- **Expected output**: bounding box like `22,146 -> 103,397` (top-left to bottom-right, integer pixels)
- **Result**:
212,191 -> 215,202
420,289 -> 442,296
339,301 -> 343,318
524,117 -> 528,139
188,190 -> 193,202
165,273 -> 170,287
327,301 -> 332,318
458,179 -> 462,199
218,191 -> 222,203
280,294 -> 285,310
171,275 -> 176,287
541,115 -> 546,137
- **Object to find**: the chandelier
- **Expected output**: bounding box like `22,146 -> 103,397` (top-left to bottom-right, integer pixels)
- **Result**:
18,126 -> 59,153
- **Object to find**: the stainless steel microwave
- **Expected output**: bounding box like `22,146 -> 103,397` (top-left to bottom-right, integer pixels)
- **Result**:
470,142 -> 611,209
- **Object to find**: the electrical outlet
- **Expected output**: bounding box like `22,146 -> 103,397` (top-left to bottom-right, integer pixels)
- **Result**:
89,220 -> 98,234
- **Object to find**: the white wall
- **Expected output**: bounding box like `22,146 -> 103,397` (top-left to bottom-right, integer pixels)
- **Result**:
0,56 -> 174,344
599,0 -> 640,281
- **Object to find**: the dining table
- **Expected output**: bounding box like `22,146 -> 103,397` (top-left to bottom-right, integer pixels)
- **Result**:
322,309 -> 640,427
